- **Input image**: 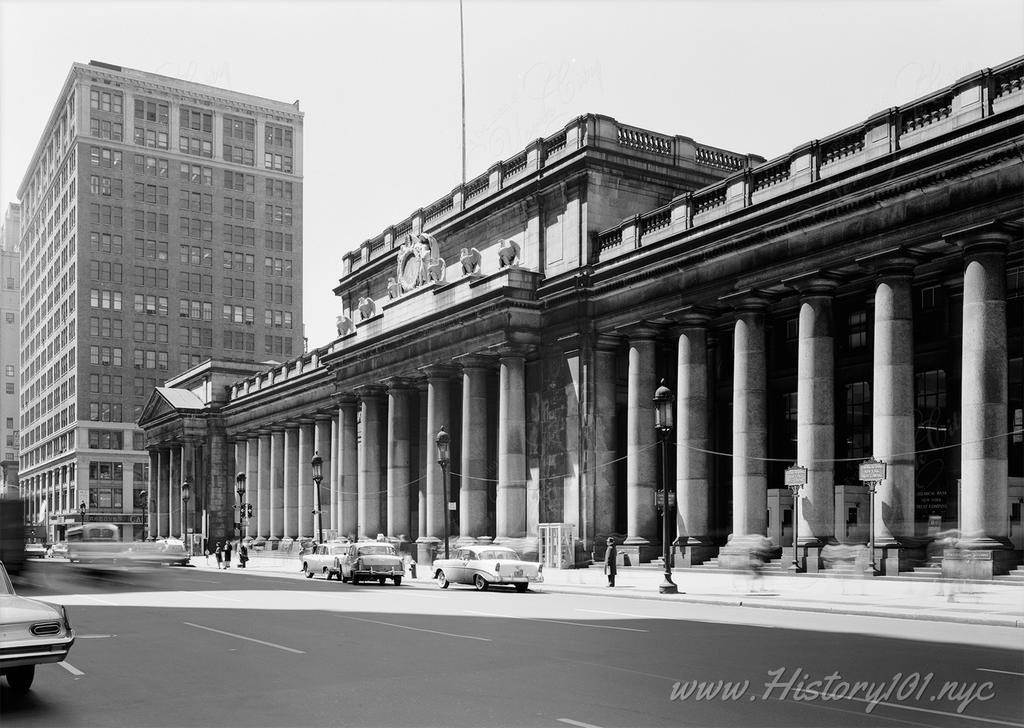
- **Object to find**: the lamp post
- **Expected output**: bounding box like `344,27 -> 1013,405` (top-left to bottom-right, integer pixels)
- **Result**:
435,426 -> 451,560
858,458 -> 887,575
181,479 -> 191,549
311,451 -> 324,545
653,380 -> 678,595
785,464 -> 807,571
235,472 -> 247,542
79,501 -> 87,525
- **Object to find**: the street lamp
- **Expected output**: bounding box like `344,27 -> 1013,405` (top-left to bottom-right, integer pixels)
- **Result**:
785,464 -> 807,571
653,380 -> 678,595
235,472 -> 247,541
311,451 -> 324,545
181,479 -> 190,546
858,458 -> 887,575
435,425 -> 451,560
79,501 -> 87,525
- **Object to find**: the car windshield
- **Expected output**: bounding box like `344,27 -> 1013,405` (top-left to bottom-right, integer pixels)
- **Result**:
478,550 -> 519,560
357,545 -> 395,556
331,546 -> 347,555
0,563 -> 13,595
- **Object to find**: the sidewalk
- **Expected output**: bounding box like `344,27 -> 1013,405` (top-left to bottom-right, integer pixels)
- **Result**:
193,554 -> 1024,628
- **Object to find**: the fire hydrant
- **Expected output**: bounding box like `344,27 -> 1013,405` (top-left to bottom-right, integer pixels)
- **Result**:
409,559 -> 417,579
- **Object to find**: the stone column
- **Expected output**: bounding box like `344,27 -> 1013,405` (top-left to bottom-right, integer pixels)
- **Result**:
385,379 -> 412,539
246,436 -> 259,539
257,432 -> 271,540
457,355 -> 491,538
419,366 -> 454,559
674,310 -> 715,565
283,425 -> 299,540
157,449 -> 169,539
417,385 -> 428,541
946,223 -> 1012,577
622,326 -> 659,562
315,414 -> 333,540
497,352 -> 528,540
858,249 -> 919,575
722,291 -> 771,543
169,445 -> 182,539
269,427 -> 285,543
786,273 -> 838,571
336,397 -> 359,540
147,450 -> 158,540
357,386 -> 386,539
593,336 -> 620,545
298,421 -> 314,539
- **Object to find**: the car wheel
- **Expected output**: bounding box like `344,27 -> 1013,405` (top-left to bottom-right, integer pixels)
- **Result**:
377,576 -> 386,585
393,576 -> 402,586
323,568 -> 331,580
351,573 -> 360,585
436,571 -> 450,589
5,665 -> 35,694
474,574 -> 489,591
514,583 -> 529,593
303,563 -> 313,578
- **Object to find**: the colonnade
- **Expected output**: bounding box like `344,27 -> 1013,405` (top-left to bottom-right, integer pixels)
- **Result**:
16,463 -> 77,529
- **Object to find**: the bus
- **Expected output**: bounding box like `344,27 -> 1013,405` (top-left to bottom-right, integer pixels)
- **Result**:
66,523 -> 122,564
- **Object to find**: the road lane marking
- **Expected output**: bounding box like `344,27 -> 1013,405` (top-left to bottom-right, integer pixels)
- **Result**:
184,622 -> 306,653
335,615 -> 491,641
77,634 -> 116,639
551,655 -> 676,682
838,695 -> 1024,727
558,719 -> 605,728
464,610 -> 648,632
58,661 -> 84,676
72,594 -> 120,606
577,608 -> 653,619
192,592 -> 244,603
978,668 -> 1024,676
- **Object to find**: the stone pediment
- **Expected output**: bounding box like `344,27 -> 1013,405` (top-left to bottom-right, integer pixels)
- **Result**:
137,386 -> 206,428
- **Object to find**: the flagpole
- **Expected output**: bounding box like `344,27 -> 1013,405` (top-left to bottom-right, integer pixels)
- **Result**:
459,0 -> 467,186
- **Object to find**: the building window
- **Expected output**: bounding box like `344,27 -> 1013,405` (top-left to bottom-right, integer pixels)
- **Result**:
844,382 -> 871,459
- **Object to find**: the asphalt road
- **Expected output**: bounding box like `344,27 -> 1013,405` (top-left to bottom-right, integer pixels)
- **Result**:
3,561 -> 1022,728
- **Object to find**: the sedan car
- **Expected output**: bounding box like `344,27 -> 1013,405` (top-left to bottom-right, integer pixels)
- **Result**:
301,541 -> 350,580
340,541 -> 404,585
0,561 -> 75,694
25,542 -> 47,559
433,545 -> 542,592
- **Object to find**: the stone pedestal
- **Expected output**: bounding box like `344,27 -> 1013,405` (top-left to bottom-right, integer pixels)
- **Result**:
677,538 -> 716,567
416,537 -> 441,569
620,540 -> 658,565
942,543 -> 1016,579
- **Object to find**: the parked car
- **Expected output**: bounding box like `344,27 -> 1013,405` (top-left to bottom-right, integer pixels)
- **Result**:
25,542 -> 47,559
0,560 -> 75,694
50,542 -> 69,558
433,545 -> 542,592
127,539 -> 190,566
340,541 -> 404,585
301,541 -> 350,580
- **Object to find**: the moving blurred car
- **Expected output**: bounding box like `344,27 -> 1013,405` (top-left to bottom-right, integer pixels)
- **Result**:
433,545 -> 542,592
302,541 -> 349,580
340,541 -> 404,585
0,561 -> 75,694
50,542 -> 69,558
126,539 -> 190,566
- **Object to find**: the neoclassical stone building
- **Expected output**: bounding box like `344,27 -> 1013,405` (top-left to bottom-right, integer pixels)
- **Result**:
140,55 -> 1024,577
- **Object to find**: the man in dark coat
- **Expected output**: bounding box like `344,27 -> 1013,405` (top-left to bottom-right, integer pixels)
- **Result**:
603,537 -> 618,587
223,540 -> 233,568
214,541 -> 224,569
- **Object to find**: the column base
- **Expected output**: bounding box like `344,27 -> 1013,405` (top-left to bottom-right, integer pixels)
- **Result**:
416,537 -> 442,569
942,539 -> 1016,579
621,538 -> 657,565
675,536 -> 717,567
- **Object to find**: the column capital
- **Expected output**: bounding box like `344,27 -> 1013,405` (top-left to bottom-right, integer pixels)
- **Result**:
614,320 -> 662,340
418,363 -> 460,380
781,270 -> 843,295
353,383 -> 387,399
665,304 -> 716,328
595,333 -> 623,352
337,393 -> 359,410
719,288 -> 774,312
943,219 -> 1017,254
452,353 -> 497,370
380,375 -> 415,391
855,246 -> 924,277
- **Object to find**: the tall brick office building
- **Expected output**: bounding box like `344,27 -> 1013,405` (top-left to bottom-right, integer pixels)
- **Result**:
16,61 -> 303,542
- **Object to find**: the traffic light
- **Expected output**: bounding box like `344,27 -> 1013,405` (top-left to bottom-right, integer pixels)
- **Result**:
246,503 -> 253,518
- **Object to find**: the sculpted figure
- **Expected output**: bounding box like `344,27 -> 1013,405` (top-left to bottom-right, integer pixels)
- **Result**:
426,256 -> 446,283
357,296 -> 377,320
335,314 -> 355,336
386,276 -> 400,300
497,239 -> 521,268
460,247 -> 482,276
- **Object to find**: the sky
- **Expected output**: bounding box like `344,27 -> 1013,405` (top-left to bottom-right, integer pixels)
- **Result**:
1,0 -> 1022,350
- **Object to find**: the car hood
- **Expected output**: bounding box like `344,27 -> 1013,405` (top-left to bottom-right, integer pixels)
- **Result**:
0,595 -> 62,623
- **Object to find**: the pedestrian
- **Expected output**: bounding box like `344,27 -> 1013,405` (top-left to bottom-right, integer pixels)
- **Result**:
239,542 -> 248,569
214,541 -> 224,569
603,537 -> 617,587
224,540 -> 233,568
